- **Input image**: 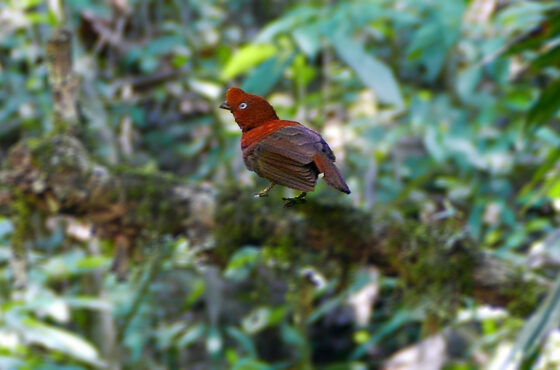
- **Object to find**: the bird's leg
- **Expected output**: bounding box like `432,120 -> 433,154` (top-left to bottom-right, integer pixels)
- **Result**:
283,192 -> 307,208
255,182 -> 276,198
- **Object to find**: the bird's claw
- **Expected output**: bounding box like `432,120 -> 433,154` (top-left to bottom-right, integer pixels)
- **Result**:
283,192 -> 307,208
254,183 -> 275,198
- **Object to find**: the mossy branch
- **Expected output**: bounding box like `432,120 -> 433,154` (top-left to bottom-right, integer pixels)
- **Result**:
0,29 -> 544,310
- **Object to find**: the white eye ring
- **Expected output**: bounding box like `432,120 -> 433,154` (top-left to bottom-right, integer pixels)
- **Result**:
239,102 -> 248,109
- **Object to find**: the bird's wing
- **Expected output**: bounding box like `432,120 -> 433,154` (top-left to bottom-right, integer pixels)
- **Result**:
255,151 -> 318,191
246,125 -> 330,192
257,125 -> 334,163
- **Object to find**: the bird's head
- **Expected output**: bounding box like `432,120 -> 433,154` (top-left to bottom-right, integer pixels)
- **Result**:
220,87 -> 278,131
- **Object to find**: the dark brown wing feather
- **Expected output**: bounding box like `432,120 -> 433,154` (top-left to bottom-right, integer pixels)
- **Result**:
243,126 -> 322,191
244,125 -> 349,193
257,151 -> 318,191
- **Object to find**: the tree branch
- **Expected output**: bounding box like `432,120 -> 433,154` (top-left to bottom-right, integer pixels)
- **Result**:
0,29 -> 544,310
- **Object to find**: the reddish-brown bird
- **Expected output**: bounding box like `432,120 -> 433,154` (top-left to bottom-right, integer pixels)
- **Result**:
220,87 -> 350,203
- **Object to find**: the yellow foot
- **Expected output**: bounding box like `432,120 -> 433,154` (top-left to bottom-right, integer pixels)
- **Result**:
283,192 -> 307,208
254,183 -> 276,198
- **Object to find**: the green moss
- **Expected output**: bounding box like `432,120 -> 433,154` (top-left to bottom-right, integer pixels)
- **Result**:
502,272 -> 543,316
214,185 -> 303,263
386,219 -> 478,319
12,190 -> 30,257
301,201 -> 372,258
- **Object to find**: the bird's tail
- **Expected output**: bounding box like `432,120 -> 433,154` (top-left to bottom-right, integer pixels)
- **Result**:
313,154 -> 351,194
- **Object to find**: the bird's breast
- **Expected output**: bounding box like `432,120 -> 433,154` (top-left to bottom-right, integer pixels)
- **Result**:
240,120 -> 301,150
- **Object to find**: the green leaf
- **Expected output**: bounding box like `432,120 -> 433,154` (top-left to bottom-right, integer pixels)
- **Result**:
504,271 -> 560,367
231,358 -> 272,370
224,247 -> 260,281
176,324 -> 206,348
221,44 -> 278,80
456,65 -> 482,103
537,228 -> 560,263
241,307 -> 272,335
531,44 -> 560,70
406,22 -> 448,82
293,24 -> 321,59
0,356 -> 23,369
0,219 -> 13,240
156,322 -> 187,350
504,7 -> 560,55
280,323 -> 305,350
20,318 -> 104,366
350,309 -> 418,360
526,79 -> 560,130
75,256 -> 110,270
226,326 -> 257,358
519,146 -> 560,201
290,53 -> 317,90
64,296 -> 112,311
145,35 -> 184,56
18,0 -> 45,9
242,53 -> 294,97
329,30 -> 403,108
255,6 -> 317,43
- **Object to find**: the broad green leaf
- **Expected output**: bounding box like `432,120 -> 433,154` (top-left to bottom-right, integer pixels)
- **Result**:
504,271 -> 560,367
176,139 -> 207,157
280,323 -> 305,350
293,24 -> 321,59
456,65 -> 482,103
290,53 -> 317,90
224,247 -> 260,281
185,279 -> 205,307
189,78 -> 222,100
526,79 -> 560,130
406,22 -> 448,82
0,356 -> 23,369
531,44 -> 560,70
519,146 -> 560,201
242,53 -> 294,97
231,358 -> 272,370
0,219 -> 13,240
350,309 -> 418,360
241,307 -> 272,335
307,293 -> 346,324
0,246 -> 11,262
20,318 -> 104,366
145,35 -> 184,56
498,2 -> 555,39
221,44 -> 278,80
226,326 -> 257,357
504,8 -> 560,55
177,323 -> 206,348
75,256 -> 110,270
254,6 -> 317,43
17,0 -> 45,9
536,228 -> 560,264
329,31 -> 403,109
156,322 -> 187,349
64,297 -> 112,311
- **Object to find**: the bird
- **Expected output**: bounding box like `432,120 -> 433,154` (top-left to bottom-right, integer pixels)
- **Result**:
219,87 -> 350,206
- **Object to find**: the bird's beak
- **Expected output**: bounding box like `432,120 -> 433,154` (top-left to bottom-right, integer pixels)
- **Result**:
219,102 -> 231,111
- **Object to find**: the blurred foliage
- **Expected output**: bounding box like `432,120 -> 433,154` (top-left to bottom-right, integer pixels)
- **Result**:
2,0 -> 560,368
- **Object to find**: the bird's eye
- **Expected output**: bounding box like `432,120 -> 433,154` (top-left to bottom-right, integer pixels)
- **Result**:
239,102 -> 248,110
